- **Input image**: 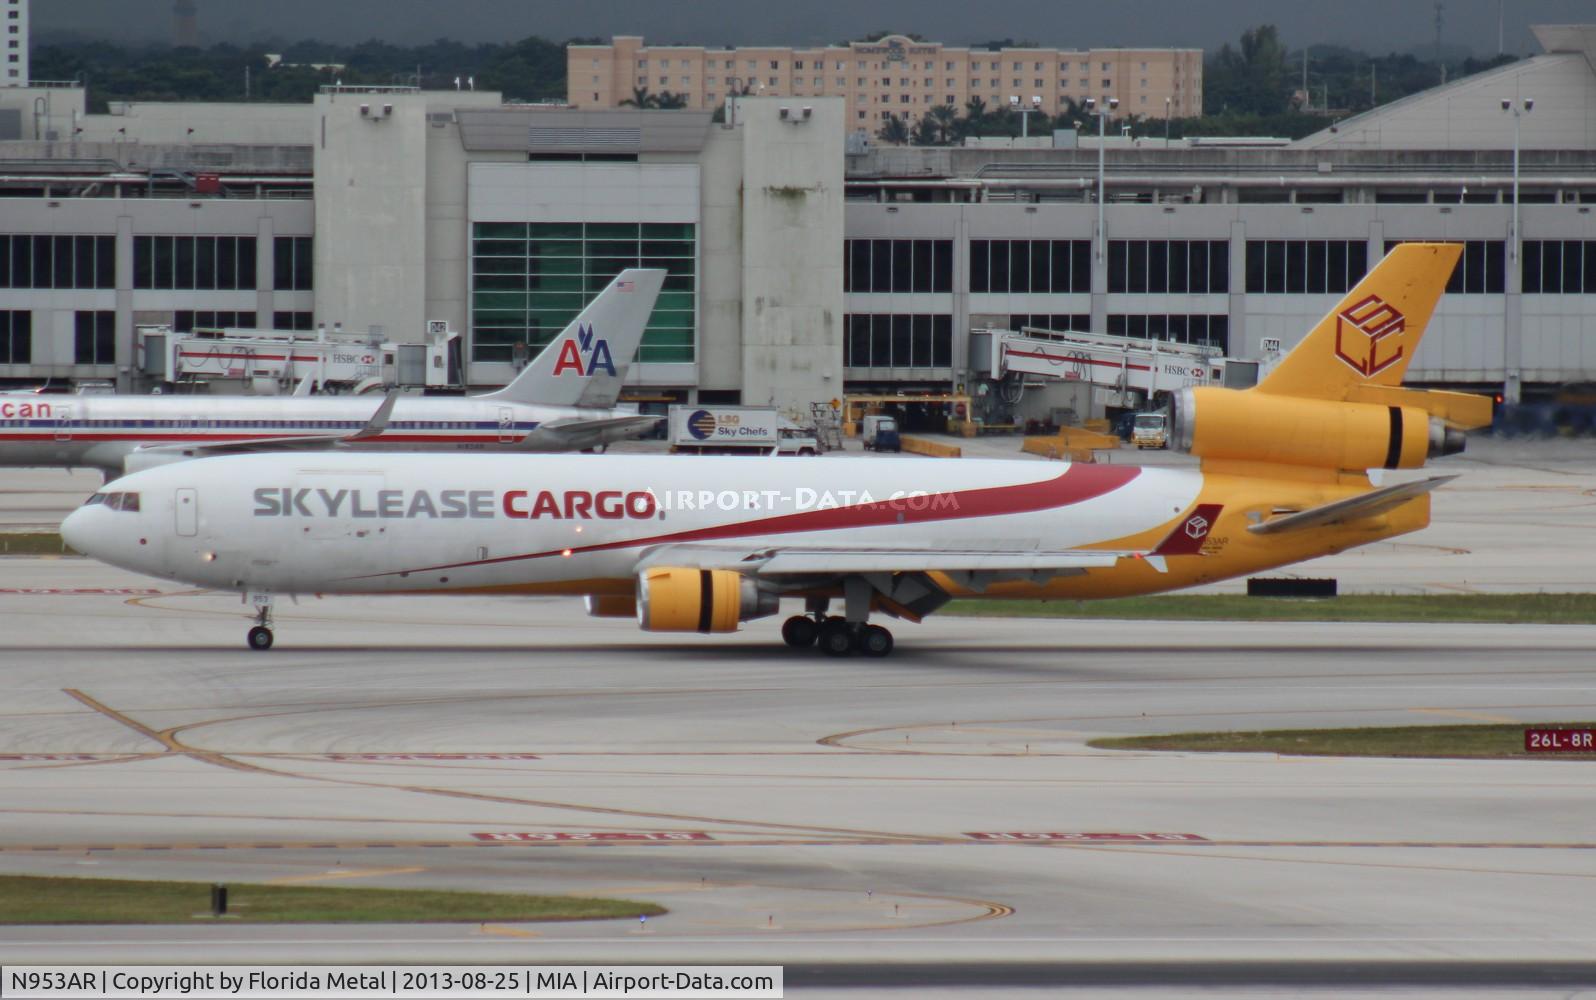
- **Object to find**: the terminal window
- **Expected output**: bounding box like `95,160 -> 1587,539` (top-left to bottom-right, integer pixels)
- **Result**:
174,311 -> 258,333
844,313 -> 953,368
1109,240 -> 1229,294
845,239 -> 952,293
73,311 -> 115,365
1519,240 -> 1596,294
1107,313 -> 1228,348
471,221 -> 695,364
0,309 -> 29,364
0,235 -> 115,290
971,239 -> 1092,294
1245,240 -> 1370,295
1382,239 -> 1504,294
272,237 -> 313,291
134,236 -> 258,291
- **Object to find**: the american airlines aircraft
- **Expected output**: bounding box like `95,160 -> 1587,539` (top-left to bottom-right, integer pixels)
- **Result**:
0,269 -> 666,479
63,245 -> 1489,656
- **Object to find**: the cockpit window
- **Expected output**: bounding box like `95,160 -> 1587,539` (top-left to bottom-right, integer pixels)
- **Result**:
88,491 -> 142,512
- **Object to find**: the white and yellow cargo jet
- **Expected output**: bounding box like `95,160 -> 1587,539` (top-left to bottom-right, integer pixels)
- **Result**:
62,245 -> 1490,655
0,270 -> 666,478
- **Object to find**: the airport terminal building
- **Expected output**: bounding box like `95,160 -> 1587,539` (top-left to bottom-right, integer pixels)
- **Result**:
1,25 -> 1594,414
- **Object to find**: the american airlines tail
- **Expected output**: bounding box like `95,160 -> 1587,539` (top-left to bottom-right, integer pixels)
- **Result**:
479,268 -> 666,409
1255,242 -> 1460,400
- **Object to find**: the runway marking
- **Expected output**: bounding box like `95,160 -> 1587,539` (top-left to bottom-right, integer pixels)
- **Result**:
265,866 -> 426,885
0,588 -> 163,595
1410,707 -> 1522,724
2,839 -> 1595,854
476,924 -> 541,939
58,689 -> 953,846
472,832 -> 713,843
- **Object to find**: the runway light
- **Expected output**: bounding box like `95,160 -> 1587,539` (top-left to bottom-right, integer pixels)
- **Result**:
201,552 -> 215,562
561,548 -> 573,558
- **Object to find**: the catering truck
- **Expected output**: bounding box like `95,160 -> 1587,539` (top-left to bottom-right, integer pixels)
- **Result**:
668,405 -> 779,453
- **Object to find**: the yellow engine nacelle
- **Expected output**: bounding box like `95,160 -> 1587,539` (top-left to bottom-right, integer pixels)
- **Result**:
1170,387 -> 1465,471
636,567 -> 780,633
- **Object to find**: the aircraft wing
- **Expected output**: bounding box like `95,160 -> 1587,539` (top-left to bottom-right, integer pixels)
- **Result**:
517,413 -> 662,450
1246,476 -> 1455,535
638,543 -> 1122,575
129,391 -> 401,458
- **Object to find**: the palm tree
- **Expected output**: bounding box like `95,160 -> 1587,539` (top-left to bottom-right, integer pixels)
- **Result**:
654,90 -> 688,109
910,116 -> 939,146
620,86 -> 657,108
927,103 -> 959,145
876,114 -> 910,145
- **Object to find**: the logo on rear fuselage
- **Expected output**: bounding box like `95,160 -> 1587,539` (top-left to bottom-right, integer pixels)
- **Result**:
550,324 -> 616,378
1333,294 -> 1406,378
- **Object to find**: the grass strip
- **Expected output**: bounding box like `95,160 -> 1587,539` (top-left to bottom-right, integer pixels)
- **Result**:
944,593 -> 1596,624
0,532 -> 77,556
1089,722 -> 1596,759
0,874 -> 664,925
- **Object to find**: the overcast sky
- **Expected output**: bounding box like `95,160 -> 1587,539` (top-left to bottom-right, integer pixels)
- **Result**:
33,0 -> 1593,55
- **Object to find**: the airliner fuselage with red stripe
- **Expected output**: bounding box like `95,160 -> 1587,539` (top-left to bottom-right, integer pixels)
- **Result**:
0,394 -> 621,475
58,450 -> 1412,603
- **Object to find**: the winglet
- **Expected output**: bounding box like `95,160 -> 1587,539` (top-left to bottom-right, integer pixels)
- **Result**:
1151,503 -> 1224,557
291,374 -> 315,397
347,390 -> 400,441
478,268 -> 666,409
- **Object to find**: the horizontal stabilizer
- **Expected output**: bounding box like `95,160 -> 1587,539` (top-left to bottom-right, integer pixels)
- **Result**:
1247,475 -> 1456,536
517,413 -> 662,451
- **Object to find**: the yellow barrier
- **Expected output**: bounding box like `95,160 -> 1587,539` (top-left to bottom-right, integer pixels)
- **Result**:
1022,427 -> 1122,462
900,435 -> 963,458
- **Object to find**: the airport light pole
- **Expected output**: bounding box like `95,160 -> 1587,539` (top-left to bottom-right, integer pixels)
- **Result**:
1084,96 -> 1119,262
1009,94 -> 1043,138
1501,95 -> 1533,407
1501,96 -> 1533,264
1164,96 -> 1172,147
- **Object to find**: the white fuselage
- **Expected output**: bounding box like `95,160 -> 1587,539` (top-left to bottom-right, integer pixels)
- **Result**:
61,453 -> 1201,596
0,395 -> 640,476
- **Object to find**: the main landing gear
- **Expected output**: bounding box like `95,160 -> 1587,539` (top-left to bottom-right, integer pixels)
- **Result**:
780,598 -> 894,658
246,594 -> 274,651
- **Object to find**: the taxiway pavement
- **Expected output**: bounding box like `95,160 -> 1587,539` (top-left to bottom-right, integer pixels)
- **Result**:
1,439 -> 1594,990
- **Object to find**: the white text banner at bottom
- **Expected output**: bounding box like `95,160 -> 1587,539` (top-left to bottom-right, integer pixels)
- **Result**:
1,966 -> 783,999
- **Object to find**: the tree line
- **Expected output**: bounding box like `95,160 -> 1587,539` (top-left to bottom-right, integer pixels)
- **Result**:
29,25 -> 1520,142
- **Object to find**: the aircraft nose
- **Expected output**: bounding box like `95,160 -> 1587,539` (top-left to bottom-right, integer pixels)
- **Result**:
60,506 -> 104,559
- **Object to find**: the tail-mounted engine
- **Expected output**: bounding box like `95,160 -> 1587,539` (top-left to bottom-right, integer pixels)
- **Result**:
636,567 -> 781,633
1169,387 -> 1466,471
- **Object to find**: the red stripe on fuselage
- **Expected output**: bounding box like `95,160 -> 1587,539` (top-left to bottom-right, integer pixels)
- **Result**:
349,463 -> 1142,581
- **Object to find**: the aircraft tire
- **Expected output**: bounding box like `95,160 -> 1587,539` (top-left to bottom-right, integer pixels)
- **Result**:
818,621 -> 854,657
247,626 -> 274,651
857,624 -> 894,658
781,615 -> 818,648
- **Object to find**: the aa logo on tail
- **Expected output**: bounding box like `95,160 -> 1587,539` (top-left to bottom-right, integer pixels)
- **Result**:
1333,295 -> 1406,377
551,325 -> 617,378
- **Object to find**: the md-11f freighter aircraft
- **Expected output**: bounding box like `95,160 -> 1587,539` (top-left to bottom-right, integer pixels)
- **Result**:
63,245 -> 1492,655
0,270 -> 665,479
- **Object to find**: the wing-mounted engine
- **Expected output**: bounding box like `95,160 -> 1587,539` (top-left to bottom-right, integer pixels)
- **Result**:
636,567 -> 780,633
1169,387 -> 1466,472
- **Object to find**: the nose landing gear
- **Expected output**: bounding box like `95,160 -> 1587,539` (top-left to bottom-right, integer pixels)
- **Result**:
245,593 -> 274,651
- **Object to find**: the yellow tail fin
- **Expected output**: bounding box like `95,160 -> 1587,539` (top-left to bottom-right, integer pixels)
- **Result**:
1256,242 -> 1462,400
